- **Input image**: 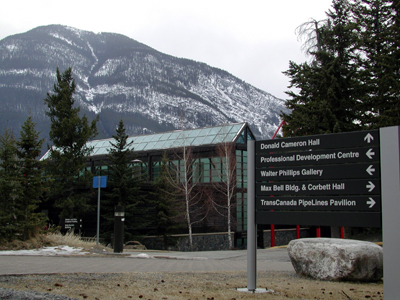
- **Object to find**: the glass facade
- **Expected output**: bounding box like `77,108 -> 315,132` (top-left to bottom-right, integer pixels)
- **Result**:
41,122 -> 255,246
41,123 -> 250,161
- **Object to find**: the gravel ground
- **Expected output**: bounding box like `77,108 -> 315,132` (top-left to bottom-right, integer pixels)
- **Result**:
0,287 -> 77,300
0,272 -> 384,300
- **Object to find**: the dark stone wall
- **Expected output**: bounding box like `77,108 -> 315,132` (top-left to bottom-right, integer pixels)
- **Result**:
261,228 -> 311,248
140,228 -> 311,251
140,232 -> 234,251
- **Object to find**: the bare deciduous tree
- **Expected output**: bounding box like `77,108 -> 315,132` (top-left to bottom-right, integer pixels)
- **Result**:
164,144 -> 209,251
209,141 -> 237,249
296,18 -> 330,57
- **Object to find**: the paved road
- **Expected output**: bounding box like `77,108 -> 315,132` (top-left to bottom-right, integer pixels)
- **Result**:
0,248 -> 294,275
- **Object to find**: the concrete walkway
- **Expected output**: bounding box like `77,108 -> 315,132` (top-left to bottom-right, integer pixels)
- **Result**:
0,248 -> 294,275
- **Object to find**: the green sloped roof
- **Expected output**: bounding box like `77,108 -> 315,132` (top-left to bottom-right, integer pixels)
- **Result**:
41,122 -> 254,160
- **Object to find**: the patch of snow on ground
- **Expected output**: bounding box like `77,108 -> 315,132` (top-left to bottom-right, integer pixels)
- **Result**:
0,246 -> 89,256
134,253 -> 152,259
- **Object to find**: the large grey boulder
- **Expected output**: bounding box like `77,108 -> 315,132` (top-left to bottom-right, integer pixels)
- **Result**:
287,238 -> 383,281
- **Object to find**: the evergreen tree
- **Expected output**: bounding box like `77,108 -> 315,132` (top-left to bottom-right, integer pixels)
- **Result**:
385,0 -> 400,126
44,67 -> 98,218
149,153 -> 181,250
16,116 -> 47,240
283,0 -> 400,134
354,0 -> 400,127
282,0 -> 363,136
103,119 -> 144,242
0,129 -> 22,241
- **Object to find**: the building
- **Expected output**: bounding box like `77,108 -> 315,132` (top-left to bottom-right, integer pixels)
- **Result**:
41,122 -> 255,249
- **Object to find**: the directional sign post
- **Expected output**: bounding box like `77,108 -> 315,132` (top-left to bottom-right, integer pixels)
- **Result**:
247,126 -> 400,294
254,129 -> 382,227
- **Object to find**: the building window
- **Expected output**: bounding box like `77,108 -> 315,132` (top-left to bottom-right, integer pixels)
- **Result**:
200,158 -> 210,183
94,165 -> 108,176
152,161 -> 161,180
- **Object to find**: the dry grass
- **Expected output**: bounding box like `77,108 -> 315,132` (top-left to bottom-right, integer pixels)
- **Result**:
0,234 -> 54,251
0,231 -> 112,254
0,271 -> 383,300
45,231 -> 112,252
45,231 -> 93,248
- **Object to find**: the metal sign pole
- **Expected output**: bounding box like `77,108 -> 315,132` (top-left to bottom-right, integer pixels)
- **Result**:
247,140 -> 256,291
380,126 -> 400,299
97,175 -> 101,246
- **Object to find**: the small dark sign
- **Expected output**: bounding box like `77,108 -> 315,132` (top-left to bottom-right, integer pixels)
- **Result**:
62,218 -> 82,230
256,129 -> 379,152
256,195 -> 380,211
256,179 -> 380,196
256,162 -> 380,181
256,146 -> 380,167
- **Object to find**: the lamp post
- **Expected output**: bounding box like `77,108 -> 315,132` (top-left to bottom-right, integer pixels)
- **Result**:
131,159 -> 142,178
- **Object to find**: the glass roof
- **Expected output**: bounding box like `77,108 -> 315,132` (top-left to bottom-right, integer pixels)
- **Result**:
41,122 -> 254,160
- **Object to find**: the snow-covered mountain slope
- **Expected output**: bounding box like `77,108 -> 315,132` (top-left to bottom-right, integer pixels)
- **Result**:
0,25 -> 288,143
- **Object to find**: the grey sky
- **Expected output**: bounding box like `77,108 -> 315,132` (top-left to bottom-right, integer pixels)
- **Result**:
0,0 -> 333,99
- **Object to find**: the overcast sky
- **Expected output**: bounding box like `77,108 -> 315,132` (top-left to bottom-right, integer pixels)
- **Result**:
0,0 -> 333,99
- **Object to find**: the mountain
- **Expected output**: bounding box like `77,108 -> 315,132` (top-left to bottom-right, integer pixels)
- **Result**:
0,25 -> 288,148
